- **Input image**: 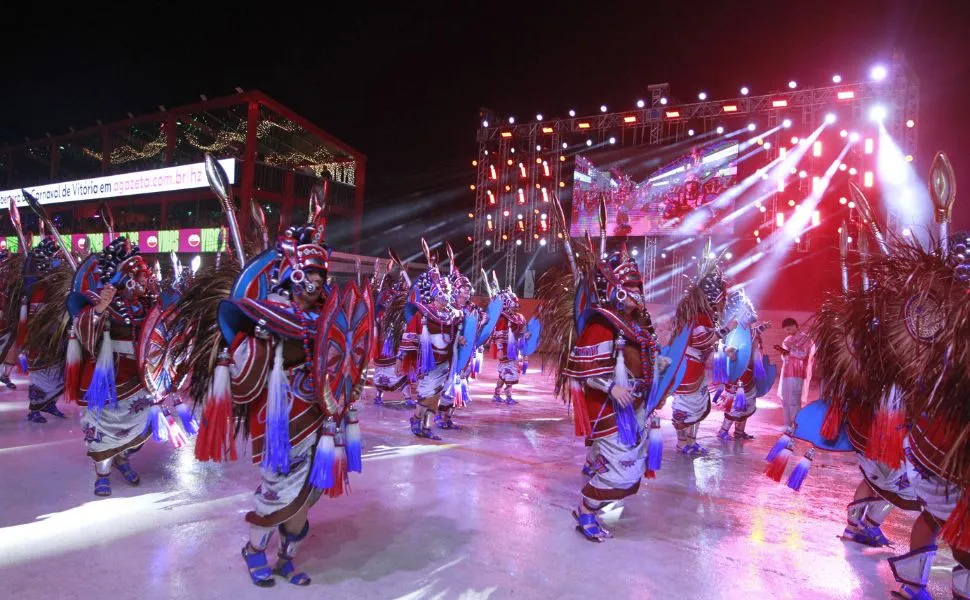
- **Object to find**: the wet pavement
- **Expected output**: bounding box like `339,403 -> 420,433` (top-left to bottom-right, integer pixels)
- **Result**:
0,364 -> 955,599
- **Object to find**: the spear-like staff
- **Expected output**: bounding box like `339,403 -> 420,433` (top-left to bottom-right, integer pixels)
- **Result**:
204,154 -> 245,266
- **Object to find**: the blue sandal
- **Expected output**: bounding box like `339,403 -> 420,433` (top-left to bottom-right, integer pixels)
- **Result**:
572,510 -> 612,542
275,523 -> 311,585
94,475 -> 111,496
242,544 -> 276,587
113,460 -> 140,485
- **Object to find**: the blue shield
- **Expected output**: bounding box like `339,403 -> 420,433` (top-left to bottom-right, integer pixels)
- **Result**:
522,317 -> 541,356
454,311 -> 479,373
475,296 -> 503,347
230,248 -> 277,301
725,325 -> 752,382
647,324 -> 691,411
792,399 -> 854,452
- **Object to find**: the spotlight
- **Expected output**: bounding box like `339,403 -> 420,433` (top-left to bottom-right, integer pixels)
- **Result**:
839,197 -> 847,204
562,142 -> 568,149
509,116 -> 516,124
906,119 -> 915,128
636,99 -> 645,108
586,139 -> 593,147
536,145 -> 542,151
660,97 -> 668,105
716,126 -> 724,134
539,238 -> 547,246
688,129 -> 695,136
698,92 -> 707,101
832,74 -> 842,83
661,253 -> 667,258
747,123 -> 756,131
741,86 -> 749,95
790,136 -> 799,144
905,155 -> 914,162
536,114 -> 543,121
839,129 -> 848,138
568,109 -> 576,117
799,170 -> 807,178
870,64 -> 888,81
825,113 -> 836,124
725,252 -> 733,260
600,105 -> 608,113
782,118 -> 792,128
849,167 -> 858,175
848,201 -> 856,209
788,80 -> 797,89
902,228 -> 912,237
631,248 -> 639,256
849,132 -> 860,143
839,164 -> 847,171
870,105 -> 887,122
609,137 -> 616,144
516,239 -> 523,246
482,120 -> 489,127
485,240 -> 492,246
763,142 -> 771,150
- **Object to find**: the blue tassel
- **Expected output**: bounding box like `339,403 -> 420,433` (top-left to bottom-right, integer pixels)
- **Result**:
345,411 -> 363,474
175,402 -> 199,436
460,379 -> 470,405
521,359 -> 528,374
381,335 -> 393,358
506,329 -> 518,360
753,351 -> 767,382
712,344 -> 728,385
261,344 -> 292,474
419,322 -> 436,375
144,404 -> 165,442
765,429 -> 792,463
786,448 -> 815,491
309,427 -> 336,490
734,387 -> 747,413
647,416 -> 663,471
615,403 -> 640,447
17,352 -> 28,374
85,332 -> 118,412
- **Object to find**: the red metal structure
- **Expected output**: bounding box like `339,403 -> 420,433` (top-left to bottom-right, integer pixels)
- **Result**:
0,89 -> 366,250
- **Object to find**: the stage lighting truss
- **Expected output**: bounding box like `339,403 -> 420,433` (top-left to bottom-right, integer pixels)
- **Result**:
471,55 -> 919,295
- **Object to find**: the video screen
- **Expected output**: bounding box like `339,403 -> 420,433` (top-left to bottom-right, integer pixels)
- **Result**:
570,140 -> 740,237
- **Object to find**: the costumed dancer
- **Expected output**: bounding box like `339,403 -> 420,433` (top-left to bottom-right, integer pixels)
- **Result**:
0,244 -> 24,390
489,271 -> 528,405
538,198 -> 667,542
22,236 -> 72,423
372,251 -> 415,407
399,239 -> 462,440
69,237 -> 159,496
716,288 -> 772,441
670,243 -> 736,455
189,160 -> 373,587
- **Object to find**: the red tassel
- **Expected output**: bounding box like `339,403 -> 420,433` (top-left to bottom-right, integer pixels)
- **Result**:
63,327 -> 82,404
491,343 -> 498,359
644,469 -> 657,479
820,397 -> 843,441
570,380 -> 593,438
941,494 -> 970,553
194,355 -> 236,462
764,443 -> 792,482
865,406 -> 905,468
327,444 -> 348,498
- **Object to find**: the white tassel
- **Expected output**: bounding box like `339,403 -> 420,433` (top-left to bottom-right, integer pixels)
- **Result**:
614,337 -> 629,389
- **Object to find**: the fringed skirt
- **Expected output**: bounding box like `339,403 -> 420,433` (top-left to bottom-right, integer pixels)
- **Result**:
582,406 -> 648,504
497,358 -> 520,384
28,365 -> 64,411
82,392 -> 153,462
247,432 -> 324,528
671,384 -> 712,429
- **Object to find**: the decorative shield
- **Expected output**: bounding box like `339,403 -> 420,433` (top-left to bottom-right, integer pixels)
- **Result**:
67,254 -> 101,318
454,311 -> 479,373
316,281 -> 374,419
792,399 -> 853,452
522,317 -> 541,356
475,296 -> 503,347
647,324 -> 691,411
137,305 -> 175,399
230,248 -> 277,301
725,324 -> 752,382
754,357 -> 777,397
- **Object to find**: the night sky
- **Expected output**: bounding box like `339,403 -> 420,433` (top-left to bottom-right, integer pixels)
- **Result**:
3,0 -> 969,254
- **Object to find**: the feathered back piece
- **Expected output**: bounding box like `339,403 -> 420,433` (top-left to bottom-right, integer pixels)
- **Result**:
24,262 -> 73,369
675,239 -> 725,331
535,241 -> 597,402
0,254 -> 25,333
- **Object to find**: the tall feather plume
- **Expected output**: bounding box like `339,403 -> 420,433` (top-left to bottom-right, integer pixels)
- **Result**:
24,262 -> 73,369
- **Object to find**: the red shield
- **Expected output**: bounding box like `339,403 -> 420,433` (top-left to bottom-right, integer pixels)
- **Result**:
137,305 -> 178,398
315,281 -> 374,418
